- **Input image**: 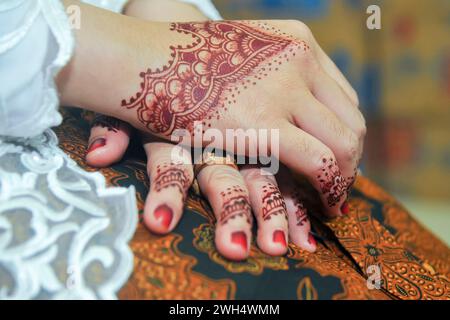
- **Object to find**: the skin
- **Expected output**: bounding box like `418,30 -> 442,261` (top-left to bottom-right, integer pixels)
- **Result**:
59,0 -> 366,260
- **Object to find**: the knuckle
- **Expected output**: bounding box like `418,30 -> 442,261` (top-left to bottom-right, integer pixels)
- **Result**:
284,21 -> 319,72
340,133 -> 360,162
356,123 -> 367,141
240,166 -> 276,184
354,113 -> 367,140
290,20 -> 313,38
240,167 -> 261,181
293,44 -> 319,72
201,166 -> 245,195
299,48 -> 318,66
351,90 -> 360,107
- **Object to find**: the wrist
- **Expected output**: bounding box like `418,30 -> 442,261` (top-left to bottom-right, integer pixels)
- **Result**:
57,1 -> 167,124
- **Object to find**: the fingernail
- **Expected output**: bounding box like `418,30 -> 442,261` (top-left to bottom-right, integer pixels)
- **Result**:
87,138 -> 106,154
154,204 -> 173,230
308,233 -> 317,247
341,201 -> 349,215
273,230 -> 287,247
231,232 -> 248,251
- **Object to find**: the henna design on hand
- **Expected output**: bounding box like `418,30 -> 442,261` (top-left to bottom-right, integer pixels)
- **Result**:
291,190 -> 309,227
345,167 -> 358,195
122,21 -> 307,135
317,157 -> 347,207
219,185 -> 252,225
261,183 -> 287,221
92,114 -> 122,133
153,163 -> 191,197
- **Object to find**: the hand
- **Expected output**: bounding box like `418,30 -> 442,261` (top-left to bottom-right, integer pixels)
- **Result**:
59,1 -> 366,216
84,0 -> 318,261
86,116 -> 319,261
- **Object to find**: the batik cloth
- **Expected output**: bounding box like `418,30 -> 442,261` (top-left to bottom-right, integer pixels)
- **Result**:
56,107 -> 450,300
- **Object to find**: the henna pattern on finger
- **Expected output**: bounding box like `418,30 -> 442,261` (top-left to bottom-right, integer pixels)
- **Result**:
122,21 -> 308,135
219,185 -> 252,226
153,163 -> 191,197
317,157 -> 347,207
261,183 -> 287,221
291,190 -> 309,227
92,114 -> 122,133
345,167 -> 358,195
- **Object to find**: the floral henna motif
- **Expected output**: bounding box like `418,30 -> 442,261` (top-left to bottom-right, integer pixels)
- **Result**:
122,21 -> 306,135
153,163 -> 191,196
291,190 -> 309,227
261,183 -> 287,221
92,114 -> 122,133
317,157 -> 347,207
219,185 -> 252,225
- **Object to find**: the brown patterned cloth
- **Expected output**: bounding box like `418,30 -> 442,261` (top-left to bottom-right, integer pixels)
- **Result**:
55,107 -> 449,300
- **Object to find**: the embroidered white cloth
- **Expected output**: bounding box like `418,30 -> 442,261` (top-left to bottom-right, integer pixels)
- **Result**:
0,130 -> 137,299
0,0 -> 221,300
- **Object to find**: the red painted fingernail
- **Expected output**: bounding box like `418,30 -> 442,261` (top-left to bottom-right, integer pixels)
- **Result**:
154,204 -> 173,230
231,232 -> 248,251
308,233 -> 317,247
273,230 -> 287,247
341,201 -> 349,215
87,138 -> 106,154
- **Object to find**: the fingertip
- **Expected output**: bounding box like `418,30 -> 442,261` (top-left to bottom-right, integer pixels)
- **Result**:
86,138 -> 106,154
144,203 -> 177,235
305,232 -> 317,252
257,228 -> 288,256
340,200 -> 349,215
215,228 -> 250,261
322,196 -> 348,218
86,133 -> 129,167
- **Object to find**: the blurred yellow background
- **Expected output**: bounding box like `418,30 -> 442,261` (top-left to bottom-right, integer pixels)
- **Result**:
213,0 -> 450,243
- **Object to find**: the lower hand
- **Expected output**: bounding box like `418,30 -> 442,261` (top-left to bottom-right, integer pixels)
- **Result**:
86,117 -> 320,261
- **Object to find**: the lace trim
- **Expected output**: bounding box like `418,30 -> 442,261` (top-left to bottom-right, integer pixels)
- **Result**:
37,0 -> 75,134
0,130 -> 138,299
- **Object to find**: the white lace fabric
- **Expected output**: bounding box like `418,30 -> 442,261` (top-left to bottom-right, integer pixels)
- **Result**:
0,0 -> 221,300
0,0 -> 74,138
0,130 -> 138,299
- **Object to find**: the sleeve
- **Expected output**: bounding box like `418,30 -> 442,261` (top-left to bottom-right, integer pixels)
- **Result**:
177,0 -> 222,20
84,0 -> 222,20
81,0 -> 129,13
0,0 -> 74,138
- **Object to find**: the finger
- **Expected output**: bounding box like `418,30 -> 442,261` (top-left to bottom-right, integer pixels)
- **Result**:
291,91 -> 360,190
142,142 -> 194,235
86,114 -> 132,168
240,165 -> 288,256
197,165 -> 252,261
314,42 -> 359,107
277,168 -> 316,252
277,122 -> 348,217
311,68 -> 367,143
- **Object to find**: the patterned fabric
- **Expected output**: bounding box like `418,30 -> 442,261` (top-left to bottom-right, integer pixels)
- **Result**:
55,107 -> 450,300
